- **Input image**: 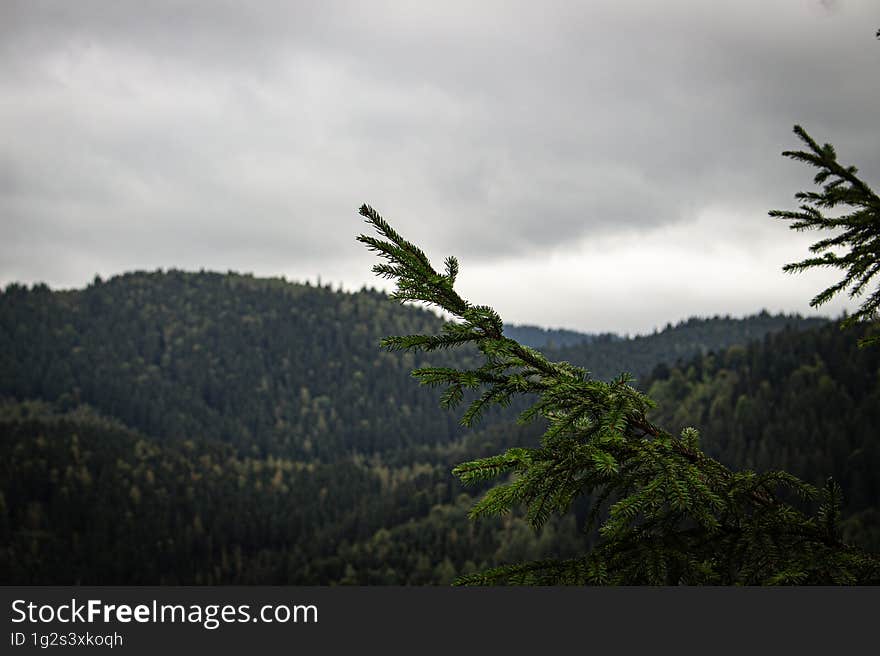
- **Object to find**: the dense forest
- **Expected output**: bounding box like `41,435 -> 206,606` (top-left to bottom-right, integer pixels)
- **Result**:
1,271 -> 873,583
644,321 -> 880,551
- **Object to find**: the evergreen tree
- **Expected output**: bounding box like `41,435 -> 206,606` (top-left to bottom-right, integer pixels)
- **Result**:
358,203 -> 880,584
770,125 -> 880,347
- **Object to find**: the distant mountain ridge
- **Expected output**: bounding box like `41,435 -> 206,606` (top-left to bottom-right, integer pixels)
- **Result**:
546,311 -> 828,383
500,324 -> 612,349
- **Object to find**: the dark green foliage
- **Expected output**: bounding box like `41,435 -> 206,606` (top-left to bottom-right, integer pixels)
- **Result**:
770,126 -> 880,347
644,321 -> 880,550
359,204 -> 880,585
0,401 -> 379,584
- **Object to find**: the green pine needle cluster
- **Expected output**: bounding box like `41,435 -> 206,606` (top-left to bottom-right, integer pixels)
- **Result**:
770,125 -> 880,347
357,202 -> 880,585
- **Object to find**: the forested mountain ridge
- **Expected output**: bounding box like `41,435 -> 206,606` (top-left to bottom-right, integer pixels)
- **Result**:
0,271 -> 824,461
1,270 -> 465,460
1,270 -> 863,584
551,311 -> 828,383
1,270 -> 824,461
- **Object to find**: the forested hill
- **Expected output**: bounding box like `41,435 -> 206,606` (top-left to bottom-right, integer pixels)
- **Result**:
1,271 -> 824,462
643,320 -> 880,550
547,312 -> 828,383
1,270 -> 858,584
1,271 -> 465,460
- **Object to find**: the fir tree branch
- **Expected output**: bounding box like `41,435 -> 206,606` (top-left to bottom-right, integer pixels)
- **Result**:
771,125 -> 880,346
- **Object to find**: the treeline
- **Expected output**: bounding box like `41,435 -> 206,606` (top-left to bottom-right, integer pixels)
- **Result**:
551,311 -> 826,382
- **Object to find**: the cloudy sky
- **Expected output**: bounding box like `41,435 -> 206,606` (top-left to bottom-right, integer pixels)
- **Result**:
2,1 -> 878,334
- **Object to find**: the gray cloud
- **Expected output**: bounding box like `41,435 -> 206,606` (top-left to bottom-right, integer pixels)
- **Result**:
1,0 -> 878,330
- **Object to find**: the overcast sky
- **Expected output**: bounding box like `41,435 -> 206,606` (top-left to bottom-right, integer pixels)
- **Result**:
2,1 -> 878,334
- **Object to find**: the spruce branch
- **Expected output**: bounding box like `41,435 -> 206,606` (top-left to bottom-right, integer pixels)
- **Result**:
770,125 -> 880,346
